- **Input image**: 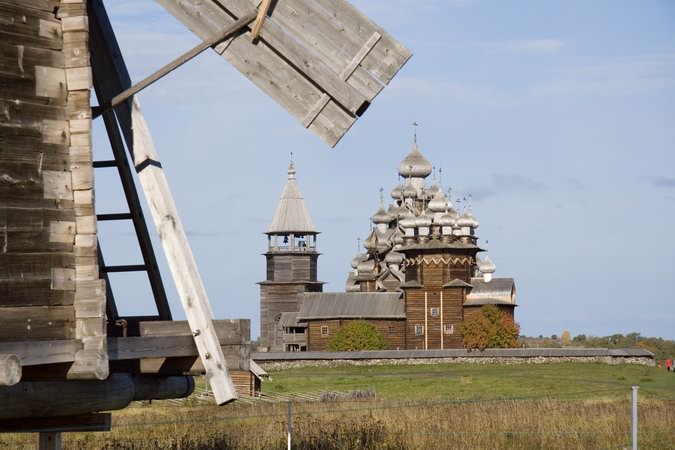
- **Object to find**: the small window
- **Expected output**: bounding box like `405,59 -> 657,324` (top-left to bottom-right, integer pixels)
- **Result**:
388,326 -> 396,335
415,325 -> 424,336
321,326 -> 328,336
430,307 -> 439,317
444,324 -> 454,335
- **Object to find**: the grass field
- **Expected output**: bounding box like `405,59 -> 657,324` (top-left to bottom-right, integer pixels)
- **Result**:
264,362 -> 675,400
1,363 -> 673,449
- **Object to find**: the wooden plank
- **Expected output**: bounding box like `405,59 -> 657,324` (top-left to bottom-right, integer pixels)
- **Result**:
39,432 -> 61,450
0,253 -> 75,283
0,280 -> 73,306
0,339 -> 81,366
0,354 -> 21,386
138,319 -> 249,374
210,0 -> 368,115
256,0 -> 384,100
15,0 -> 61,13
0,3 -> 63,51
155,0 -> 356,146
108,335 -> 242,360
0,306 -> 75,341
140,319 -> 248,339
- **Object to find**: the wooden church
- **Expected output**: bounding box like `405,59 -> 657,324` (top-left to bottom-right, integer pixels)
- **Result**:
263,137 -> 517,351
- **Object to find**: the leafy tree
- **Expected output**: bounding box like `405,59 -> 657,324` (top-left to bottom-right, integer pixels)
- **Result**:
462,305 -> 520,350
573,334 -> 587,344
328,320 -> 389,351
561,330 -> 571,346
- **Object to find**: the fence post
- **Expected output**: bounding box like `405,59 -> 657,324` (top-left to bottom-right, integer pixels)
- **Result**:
287,400 -> 292,450
631,386 -> 638,450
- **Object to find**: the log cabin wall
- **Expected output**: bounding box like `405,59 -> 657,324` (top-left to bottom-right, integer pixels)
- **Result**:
229,369 -> 253,397
0,0 -> 106,379
403,250 -> 476,350
260,248 -> 323,350
306,318 -> 406,351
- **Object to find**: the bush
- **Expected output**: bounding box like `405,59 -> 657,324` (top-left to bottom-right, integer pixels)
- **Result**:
462,305 -> 520,350
328,320 -> 389,351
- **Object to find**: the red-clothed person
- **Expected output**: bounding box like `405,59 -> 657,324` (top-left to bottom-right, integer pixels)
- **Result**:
666,358 -> 672,372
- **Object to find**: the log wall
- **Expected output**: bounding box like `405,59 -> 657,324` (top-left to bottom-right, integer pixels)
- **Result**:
403,250 -> 476,350
306,318 -> 406,351
0,0 -> 106,380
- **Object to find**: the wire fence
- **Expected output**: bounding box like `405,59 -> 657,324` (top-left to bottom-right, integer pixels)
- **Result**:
1,385 -> 673,449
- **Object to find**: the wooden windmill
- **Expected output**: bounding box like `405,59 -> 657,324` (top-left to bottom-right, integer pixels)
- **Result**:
0,0 -> 410,443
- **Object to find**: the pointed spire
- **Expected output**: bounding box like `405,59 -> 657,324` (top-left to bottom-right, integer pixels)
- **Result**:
413,121 -> 418,145
267,160 -> 316,234
287,151 -> 296,180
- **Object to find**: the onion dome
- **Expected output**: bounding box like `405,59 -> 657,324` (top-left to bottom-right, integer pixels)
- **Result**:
415,210 -> 432,228
399,209 -> 416,228
402,179 -> 417,199
428,188 -> 448,213
363,230 -> 378,250
371,204 -> 394,224
357,258 -> 376,273
390,184 -> 403,200
385,250 -> 405,265
465,211 -> 479,229
398,144 -> 433,178
387,203 -> 403,219
457,211 -> 474,228
428,183 -> 440,198
436,210 -> 456,227
351,252 -> 367,270
478,255 -> 496,274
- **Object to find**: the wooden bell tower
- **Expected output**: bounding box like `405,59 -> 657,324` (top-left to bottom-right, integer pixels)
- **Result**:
258,162 -> 324,351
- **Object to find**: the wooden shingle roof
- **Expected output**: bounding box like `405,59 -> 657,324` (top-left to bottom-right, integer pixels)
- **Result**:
267,164 -> 316,234
298,293 -> 404,320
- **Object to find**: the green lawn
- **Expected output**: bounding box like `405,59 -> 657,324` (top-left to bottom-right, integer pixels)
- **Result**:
263,363 -> 675,401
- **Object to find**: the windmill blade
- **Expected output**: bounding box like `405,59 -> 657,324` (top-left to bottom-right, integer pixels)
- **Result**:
155,0 -> 412,147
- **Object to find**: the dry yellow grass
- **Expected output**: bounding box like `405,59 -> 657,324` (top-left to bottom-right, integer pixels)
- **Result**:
1,397 -> 673,449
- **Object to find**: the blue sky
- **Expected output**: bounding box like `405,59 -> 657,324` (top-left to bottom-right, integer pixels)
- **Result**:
94,0 -> 675,339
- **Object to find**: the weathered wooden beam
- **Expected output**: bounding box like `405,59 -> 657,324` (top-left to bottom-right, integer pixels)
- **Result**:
108,335 -> 245,365
0,413 -> 111,433
137,319 -> 250,374
89,0 -> 237,404
0,355 -> 21,386
39,432 -> 61,450
0,374 -> 194,419
0,307 -> 75,341
0,340 -> 81,367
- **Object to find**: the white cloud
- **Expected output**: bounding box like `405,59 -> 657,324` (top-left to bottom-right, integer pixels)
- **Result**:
388,76 -> 512,106
487,39 -> 566,54
530,52 -> 675,97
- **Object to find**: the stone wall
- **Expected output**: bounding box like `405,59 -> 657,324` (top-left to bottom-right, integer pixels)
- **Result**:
259,355 -> 655,371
